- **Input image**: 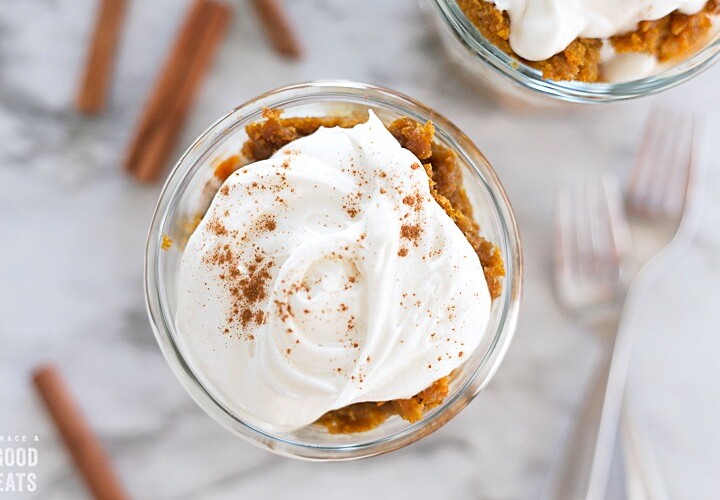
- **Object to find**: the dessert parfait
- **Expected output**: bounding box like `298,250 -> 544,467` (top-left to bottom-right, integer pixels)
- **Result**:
176,109 -> 503,434
427,0 -> 720,102
458,0 -> 720,82
146,82 -> 521,459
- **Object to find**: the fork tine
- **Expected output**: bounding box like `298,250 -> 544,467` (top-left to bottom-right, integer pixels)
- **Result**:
587,180 -> 609,277
660,114 -> 694,220
648,110 -> 685,218
575,181 -> 593,281
554,182 -> 577,282
554,177 -> 629,314
645,109 -> 677,217
627,109 -> 695,224
585,177 -> 629,283
627,108 -> 664,217
600,176 -> 631,281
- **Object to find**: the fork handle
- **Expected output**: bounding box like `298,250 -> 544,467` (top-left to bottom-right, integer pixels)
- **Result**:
620,398 -> 671,500
577,234 -> 692,500
547,304 -> 641,500
585,314 -> 635,500
547,348 -> 616,500
549,309 -> 658,500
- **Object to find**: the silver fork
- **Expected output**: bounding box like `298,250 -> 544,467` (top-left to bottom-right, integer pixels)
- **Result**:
550,109 -> 699,500
550,176 -> 632,500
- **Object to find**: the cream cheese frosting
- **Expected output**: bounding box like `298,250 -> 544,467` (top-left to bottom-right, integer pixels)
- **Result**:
489,0 -> 708,61
175,111 -> 492,432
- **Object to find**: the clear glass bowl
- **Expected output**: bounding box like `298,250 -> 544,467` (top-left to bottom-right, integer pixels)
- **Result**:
145,81 -> 522,460
425,0 -> 720,105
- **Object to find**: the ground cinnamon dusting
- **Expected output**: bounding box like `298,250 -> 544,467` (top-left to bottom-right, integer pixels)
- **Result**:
402,193 -> 422,210
208,218 -> 228,236
259,216 -> 277,231
400,224 -> 423,246
204,243 -> 273,332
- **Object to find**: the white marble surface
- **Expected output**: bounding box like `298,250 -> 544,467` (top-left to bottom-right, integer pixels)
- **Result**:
0,1 -> 718,498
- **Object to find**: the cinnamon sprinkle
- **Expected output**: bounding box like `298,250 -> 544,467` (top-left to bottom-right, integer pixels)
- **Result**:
258,216 -> 277,231
275,299 -> 293,322
402,193 -> 423,211
208,219 -> 228,236
400,224 -> 422,244
204,243 -> 273,331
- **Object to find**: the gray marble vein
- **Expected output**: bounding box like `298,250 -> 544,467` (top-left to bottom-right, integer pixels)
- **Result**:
0,0 -> 718,498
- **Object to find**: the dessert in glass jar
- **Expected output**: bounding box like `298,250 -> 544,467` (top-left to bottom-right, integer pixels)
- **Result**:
426,0 -> 720,104
145,81 -> 521,459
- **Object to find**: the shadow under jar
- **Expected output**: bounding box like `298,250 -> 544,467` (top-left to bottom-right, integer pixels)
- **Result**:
424,0 -> 720,105
145,81 -> 522,460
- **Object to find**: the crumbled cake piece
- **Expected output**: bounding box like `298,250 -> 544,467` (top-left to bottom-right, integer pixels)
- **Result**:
316,377 -> 450,434
161,234 -> 173,250
389,118 -> 504,300
611,1 -> 720,62
241,109 -> 362,162
214,155 -> 242,181
457,0 -> 603,81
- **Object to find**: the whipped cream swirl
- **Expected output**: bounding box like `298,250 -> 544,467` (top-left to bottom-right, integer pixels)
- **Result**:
176,112 -> 491,431
489,0 -> 708,61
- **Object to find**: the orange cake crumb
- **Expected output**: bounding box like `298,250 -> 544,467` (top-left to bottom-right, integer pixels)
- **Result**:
214,155 -> 242,182
316,377 -> 450,434
161,234 -> 173,250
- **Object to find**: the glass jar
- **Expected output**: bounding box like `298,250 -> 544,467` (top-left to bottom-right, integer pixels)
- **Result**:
424,0 -> 720,105
145,81 -> 522,460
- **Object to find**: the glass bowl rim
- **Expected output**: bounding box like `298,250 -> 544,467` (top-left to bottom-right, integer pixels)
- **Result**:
430,0 -> 720,103
144,80 -> 523,460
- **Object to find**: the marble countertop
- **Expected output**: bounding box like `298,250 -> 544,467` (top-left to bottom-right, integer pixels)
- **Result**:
1,1 -> 718,498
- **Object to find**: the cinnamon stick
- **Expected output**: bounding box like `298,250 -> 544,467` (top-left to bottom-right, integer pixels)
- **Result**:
134,2 -> 232,183
251,0 -> 302,59
123,0 -> 214,176
32,365 -> 128,500
75,0 -> 128,114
